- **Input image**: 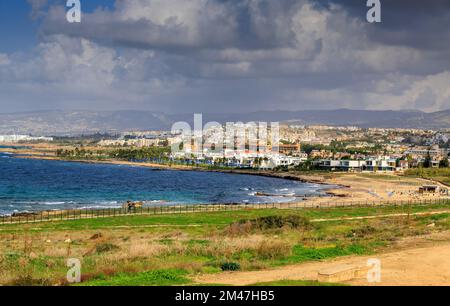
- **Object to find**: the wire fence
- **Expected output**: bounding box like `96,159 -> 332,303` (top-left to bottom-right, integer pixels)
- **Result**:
1,197 -> 450,225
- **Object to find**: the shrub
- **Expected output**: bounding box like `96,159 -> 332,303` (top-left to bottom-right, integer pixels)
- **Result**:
225,215 -> 311,236
220,262 -> 241,271
249,215 -> 311,230
95,243 -> 120,254
9,275 -> 52,286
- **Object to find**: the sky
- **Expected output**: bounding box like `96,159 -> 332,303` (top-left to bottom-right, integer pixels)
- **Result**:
0,0 -> 449,114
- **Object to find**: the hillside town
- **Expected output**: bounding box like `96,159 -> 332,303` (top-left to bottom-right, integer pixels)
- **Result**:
2,124 -> 449,172
92,124 -> 450,172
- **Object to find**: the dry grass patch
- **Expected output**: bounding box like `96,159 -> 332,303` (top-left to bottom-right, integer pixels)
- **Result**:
255,240 -> 292,260
187,235 -> 265,258
128,241 -> 170,258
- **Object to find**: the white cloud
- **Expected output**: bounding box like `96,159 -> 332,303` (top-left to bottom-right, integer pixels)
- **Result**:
0,35 -> 188,111
379,71 -> 450,112
0,54 -> 10,66
39,0 -> 437,78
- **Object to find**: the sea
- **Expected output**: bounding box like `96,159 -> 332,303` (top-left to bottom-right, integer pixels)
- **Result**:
0,151 -> 332,215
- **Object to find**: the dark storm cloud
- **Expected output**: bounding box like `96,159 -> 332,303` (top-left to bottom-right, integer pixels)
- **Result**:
321,0 -> 450,51
1,0 -> 450,113
39,0 -> 450,73
40,0 -> 306,52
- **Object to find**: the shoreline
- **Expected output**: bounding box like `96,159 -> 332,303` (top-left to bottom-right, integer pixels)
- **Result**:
3,150 -> 450,216
1,153 -> 340,216
14,153 -> 334,185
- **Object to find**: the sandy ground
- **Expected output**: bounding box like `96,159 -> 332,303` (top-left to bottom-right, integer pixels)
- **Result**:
309,173 -> 448,204
195,231 -> 450,286
244,171 -> 450,206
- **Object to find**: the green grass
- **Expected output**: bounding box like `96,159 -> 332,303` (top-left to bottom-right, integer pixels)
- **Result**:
3,203 -> 450,286
405,168 -> 450,185
274,244 -> 370,266
2,203 -> 450,233
358,173 -> 404,181
79,269 -> 191,286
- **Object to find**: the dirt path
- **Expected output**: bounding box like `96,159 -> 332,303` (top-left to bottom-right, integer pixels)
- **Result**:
312,209 -> 450,222
195,233 -> 450,286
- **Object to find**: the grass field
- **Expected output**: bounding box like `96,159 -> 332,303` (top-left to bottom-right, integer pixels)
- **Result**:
405,168 -> 450,185
2,203 -> 450,286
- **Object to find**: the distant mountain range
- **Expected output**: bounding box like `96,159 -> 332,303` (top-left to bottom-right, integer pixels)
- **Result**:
0,109 -> 449,136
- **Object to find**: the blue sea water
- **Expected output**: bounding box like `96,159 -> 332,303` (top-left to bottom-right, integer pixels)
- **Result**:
0,152 -> 331,215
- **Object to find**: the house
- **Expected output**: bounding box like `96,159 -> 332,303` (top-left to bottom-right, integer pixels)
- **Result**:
317,156 -> 397,172
279,143 -> 301,155
309,149 -> 333,159
317,160 -> 366,171
340,160 -> 367,171
318,160 -> 341,170
405,146 -> 449,160
258,154 -> 306,170
431,160 -> 441,168
364,157 -> 397,172
398,160 -> 409,171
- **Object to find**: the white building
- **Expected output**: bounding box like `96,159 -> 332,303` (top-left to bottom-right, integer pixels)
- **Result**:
0,135 -> 53,143
365,157 -> 397,171
317,157 -> 398,172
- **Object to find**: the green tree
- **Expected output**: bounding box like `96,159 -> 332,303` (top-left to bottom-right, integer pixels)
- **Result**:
423,153 -> 432,168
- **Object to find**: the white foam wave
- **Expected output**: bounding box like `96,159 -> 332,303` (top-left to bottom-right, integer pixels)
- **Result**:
41,201 -> 67,205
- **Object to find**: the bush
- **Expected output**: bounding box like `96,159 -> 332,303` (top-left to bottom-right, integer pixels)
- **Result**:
251,215 -> 311,230
225,215 -> 311,236
95,243 -> 120,254
220,262 -> 241,271
9,275 -> 52,286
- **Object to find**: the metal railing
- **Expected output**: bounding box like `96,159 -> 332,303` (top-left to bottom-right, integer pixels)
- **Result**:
1,197 -> 449,225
